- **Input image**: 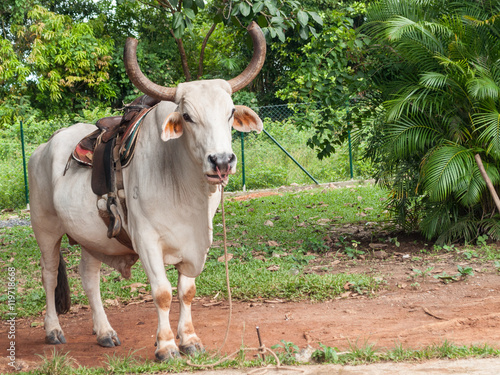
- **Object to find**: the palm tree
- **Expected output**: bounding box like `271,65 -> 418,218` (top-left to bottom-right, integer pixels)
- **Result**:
364,0 -> 500,243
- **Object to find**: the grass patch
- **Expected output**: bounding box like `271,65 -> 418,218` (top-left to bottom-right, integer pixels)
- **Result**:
0,184 -> 386,318
17,341 -> 500,374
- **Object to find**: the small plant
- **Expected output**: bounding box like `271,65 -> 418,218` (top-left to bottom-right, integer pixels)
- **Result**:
344,240 -> 364,259
434,271 -> 457,283
494,261 -> 500,272
442,244 -> 455,252
388,237 -> 400,247
303,238 -> 330,254
410,282 -> 420,290
35,349 -> 76,375
434,244 -> 455,252
105,350 -> 141,373
476,234 -> 488,247
335,235 -> 348,247
462,250 -> 477,260
272,340 -> 300,363
434,266 -> 474,283
412,266 -> 434,281
312,343 -> 339,362
457,265 -> 474,279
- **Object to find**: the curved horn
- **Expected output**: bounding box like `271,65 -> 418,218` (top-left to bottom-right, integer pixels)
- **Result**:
124,38 -> 177,101
227,21 -> 266,93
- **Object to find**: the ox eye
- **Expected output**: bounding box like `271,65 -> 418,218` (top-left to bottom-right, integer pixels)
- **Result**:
229,108 -> 235,120
183,113 -> 193,123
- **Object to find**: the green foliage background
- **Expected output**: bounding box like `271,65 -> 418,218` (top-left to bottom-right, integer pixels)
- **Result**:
1,0 -> 500,243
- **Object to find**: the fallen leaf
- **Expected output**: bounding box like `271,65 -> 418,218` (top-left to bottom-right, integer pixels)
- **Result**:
128,282 -> 147,292
267,265 -> 280,272
105,299 -> 119,306
343,282 -> 353,290
264,220 -> 274,227
218,253 -> 233,262
267,240 -> 279,247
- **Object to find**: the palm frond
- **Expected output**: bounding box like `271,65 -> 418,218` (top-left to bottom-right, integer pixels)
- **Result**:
421,144 -> 475,201
385,116 -> 443,157
467,70 -> 500,101
435,216 -> 481,244
419,201 -> 453,240
455,162 -> 500,206
474,110 -> 500,158
419,71 -> 449,88
479,216 -> 500,240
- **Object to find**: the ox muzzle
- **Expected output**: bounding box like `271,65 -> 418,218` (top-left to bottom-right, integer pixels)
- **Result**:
206,152 -> 236,184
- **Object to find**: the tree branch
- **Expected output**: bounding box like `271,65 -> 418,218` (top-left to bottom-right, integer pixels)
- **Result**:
197,22 -> 218,79
155,0 -> 175,12
475,154 -> 500,214
170,29 -> 191,81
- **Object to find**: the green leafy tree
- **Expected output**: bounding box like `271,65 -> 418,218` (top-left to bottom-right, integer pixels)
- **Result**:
136,0 -> 323,82
363,0 -> 500,243
4,5 -> 117,120
276,3 -> 370,158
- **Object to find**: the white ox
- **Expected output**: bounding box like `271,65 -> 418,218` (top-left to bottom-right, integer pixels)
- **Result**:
28,22 -> 265,360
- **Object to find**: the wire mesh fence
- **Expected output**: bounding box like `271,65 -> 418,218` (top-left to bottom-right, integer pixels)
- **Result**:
225,103 -> 372,192
0,104 -> 374,209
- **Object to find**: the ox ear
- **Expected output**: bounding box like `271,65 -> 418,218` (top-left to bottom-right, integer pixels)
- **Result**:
161,112 -> 184,142
233,105 -> 263,133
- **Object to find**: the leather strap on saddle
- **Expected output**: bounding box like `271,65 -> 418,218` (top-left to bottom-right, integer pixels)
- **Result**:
68,95 -> 160,248
91,137 -> 116,196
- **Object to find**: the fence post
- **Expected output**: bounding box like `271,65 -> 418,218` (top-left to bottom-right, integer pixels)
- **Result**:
346,100 -> 354,179
348,130 -> 353,179
240,132 -> 246,191
20,120 -> 29,208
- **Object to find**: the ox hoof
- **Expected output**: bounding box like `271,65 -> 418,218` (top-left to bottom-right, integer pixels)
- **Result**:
45,330 -> 66,345
155,348 -> 180,362
180,343 -> 205,356
97,332 -> 121,347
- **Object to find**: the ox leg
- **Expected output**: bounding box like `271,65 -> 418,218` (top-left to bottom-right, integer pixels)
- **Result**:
39,235 -> 66,344
177,273 -> 203,355
139,252 -> 179,361
79,248 -> 121,347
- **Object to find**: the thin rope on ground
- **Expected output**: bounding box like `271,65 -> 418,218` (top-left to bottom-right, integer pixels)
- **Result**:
186,170 -> 302,374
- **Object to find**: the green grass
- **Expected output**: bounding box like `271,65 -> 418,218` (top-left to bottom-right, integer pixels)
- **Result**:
0,184 -> 387,318
17,341 -> 500,374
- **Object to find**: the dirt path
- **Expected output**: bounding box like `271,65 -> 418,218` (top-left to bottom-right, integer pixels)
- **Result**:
2,271 -> 500,373
1,184 -> 499,373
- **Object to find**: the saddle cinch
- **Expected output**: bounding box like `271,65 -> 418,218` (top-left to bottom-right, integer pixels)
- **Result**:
67,95 -> 160,249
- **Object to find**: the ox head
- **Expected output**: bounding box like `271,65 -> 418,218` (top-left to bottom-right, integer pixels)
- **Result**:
124,22 -> 266,185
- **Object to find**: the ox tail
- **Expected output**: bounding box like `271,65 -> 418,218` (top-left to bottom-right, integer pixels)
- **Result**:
55,252 -> 71,315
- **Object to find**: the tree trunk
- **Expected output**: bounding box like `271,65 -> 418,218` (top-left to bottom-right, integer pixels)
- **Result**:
197,22 -> 218,80
474,154 -> 500,214
171,30 -> 191,82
